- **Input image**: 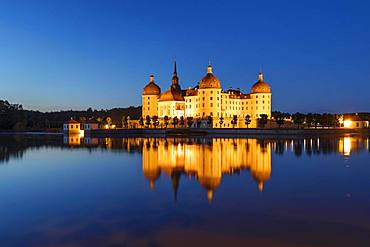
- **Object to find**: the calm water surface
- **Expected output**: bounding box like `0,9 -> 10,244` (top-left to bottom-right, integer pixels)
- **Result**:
0,134 -> 369,247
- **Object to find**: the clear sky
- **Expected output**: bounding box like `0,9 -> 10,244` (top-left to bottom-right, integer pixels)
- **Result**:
0,0 -> 369,113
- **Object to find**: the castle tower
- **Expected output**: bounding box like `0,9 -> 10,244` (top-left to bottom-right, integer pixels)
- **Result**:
142,75 -> 161,118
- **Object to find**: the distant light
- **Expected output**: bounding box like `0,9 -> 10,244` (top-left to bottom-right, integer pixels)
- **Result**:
105,124 -> 109,129
343,120 -> 352,128
111,125 -> 116,129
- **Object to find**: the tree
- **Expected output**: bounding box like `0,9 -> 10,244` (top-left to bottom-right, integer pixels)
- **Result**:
207,115 -> 213,128
186,117 -> 193,128
292,112 -> 305,128
305,113 -> 313,128
152,115 -> 159,128
275,113 -> 285,128
179,116 -> 185,128
258,114 -> 268,128
244,114 -> 251,128
219,116 -> 224,127
139,116 -> 144,128
121,116 -> 128,128
312,113 -> 321,128
172,116 -> 179,128
163,116 -> 169,128
231,115 -> 238,128
105,116 -> 112,126
127,116 -> 131,128
145,115 -> 151,128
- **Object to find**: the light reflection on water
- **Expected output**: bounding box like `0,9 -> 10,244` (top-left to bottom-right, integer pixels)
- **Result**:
0,134 -> 369,247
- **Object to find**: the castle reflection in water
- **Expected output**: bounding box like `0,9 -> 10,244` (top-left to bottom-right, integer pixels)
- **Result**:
60,134 -> 369,201
0,134 -> 368,201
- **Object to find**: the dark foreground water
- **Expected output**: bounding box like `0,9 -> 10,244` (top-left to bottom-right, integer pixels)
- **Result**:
0,134 -> 369,247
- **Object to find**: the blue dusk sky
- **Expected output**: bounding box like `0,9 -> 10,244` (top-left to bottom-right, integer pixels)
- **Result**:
0,0 -> 369,113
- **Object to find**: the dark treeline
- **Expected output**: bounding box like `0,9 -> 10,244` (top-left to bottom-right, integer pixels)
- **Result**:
0,100 -> 141,130
271,111 -> 370,128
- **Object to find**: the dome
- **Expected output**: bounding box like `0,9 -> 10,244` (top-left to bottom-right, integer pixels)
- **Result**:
143,75 -> 161,95
159,88 -> 184,101
199,65 -> 221,89
198,176 -> 221,191
251,72 -> 271,93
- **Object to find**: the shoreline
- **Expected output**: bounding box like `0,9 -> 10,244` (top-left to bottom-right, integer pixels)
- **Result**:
87,128 -> 370,138
1,128 -> 369,138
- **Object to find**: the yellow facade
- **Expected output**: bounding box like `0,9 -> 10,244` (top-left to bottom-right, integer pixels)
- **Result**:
142,64 -> 272,128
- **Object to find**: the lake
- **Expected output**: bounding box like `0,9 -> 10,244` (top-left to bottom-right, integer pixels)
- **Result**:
0,134 -> 369,247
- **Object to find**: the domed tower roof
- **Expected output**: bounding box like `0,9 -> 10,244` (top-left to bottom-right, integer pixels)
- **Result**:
199,64 -> 221,89
198,176 -> 221,203
143,168 -> 161,190
251,71 -> 271,94
159,88 -> 185,101
143,75 -> 161,95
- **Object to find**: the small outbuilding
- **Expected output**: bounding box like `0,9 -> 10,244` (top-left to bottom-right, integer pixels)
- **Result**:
63,119 -> 81,134
342,114 -> 369,128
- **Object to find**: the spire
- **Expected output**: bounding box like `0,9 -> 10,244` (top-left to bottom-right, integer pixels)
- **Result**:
150,74 -> 154,83
171,61 -> 180,90
173,61 -> 177,75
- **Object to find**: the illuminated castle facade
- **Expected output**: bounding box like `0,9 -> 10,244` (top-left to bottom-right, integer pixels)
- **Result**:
142,63 -> 272,128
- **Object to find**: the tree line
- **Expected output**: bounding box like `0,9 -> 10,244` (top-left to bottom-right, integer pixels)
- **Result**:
0,100 -> 141,130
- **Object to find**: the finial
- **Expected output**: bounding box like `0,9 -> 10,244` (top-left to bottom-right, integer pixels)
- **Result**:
173,61 -> 177,75
258,71 -> 264,81
207,190 -> 213,204
150,74 -> 154,82
207,63 -> 213,74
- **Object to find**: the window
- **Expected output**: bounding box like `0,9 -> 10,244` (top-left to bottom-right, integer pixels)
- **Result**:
148,107 -> 150,110
76,125 -> 78,129
256,101 -> 258,104
263,101 -> 265,104
217,97 -> 219,100
256,95 -> 258,98
190,99 -> 191,102
210,97 -> 213,100
211,91 -> 213,94
203,91 -> 205,94
71,125 -> 73,129
148,97 -> 150,99
202,97 -> 205,100
263,95 -> 265,98
202,103 -> 205,107
210,103 -> 213,107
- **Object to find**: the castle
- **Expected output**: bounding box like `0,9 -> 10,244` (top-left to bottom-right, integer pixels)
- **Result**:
142,63 -> 272,128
